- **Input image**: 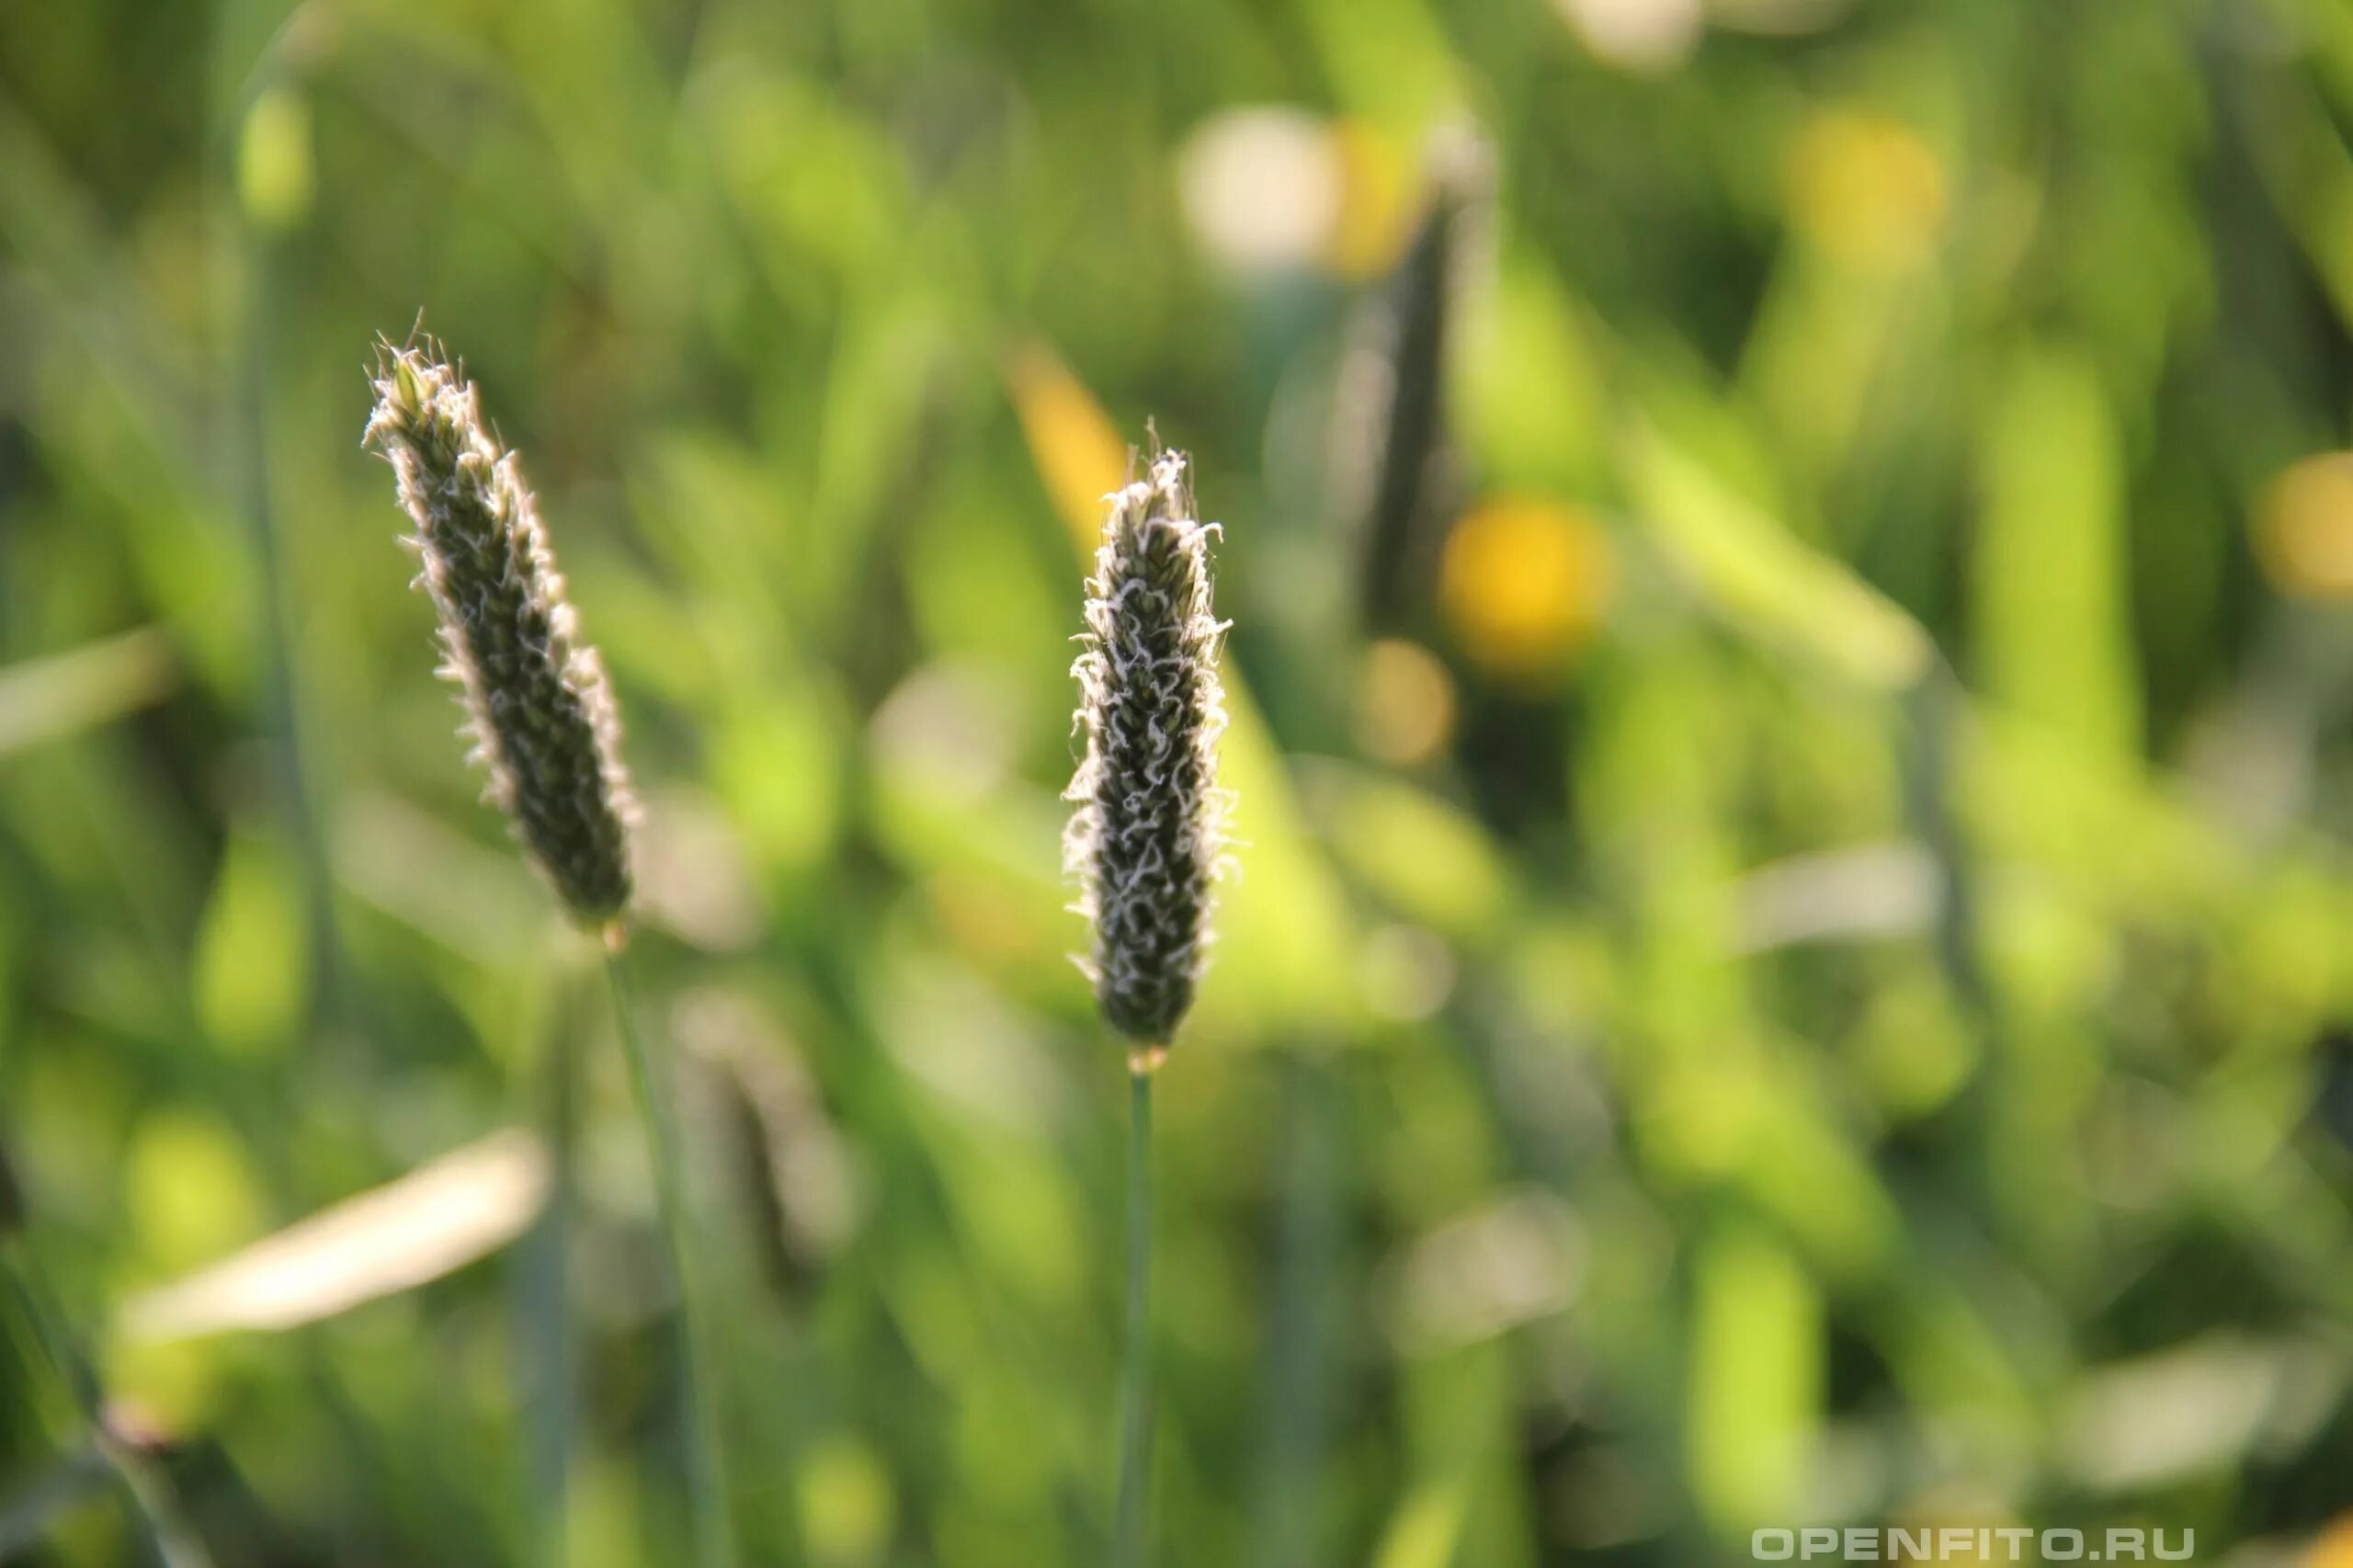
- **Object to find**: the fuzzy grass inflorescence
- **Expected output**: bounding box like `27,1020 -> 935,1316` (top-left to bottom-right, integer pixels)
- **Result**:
363,341 -> 635,929
1064,448 -> 1232,1053
365,337 -> 733,1566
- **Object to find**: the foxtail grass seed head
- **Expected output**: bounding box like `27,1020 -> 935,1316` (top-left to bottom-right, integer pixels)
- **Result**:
363,341 -> 635,928
1064,449 -> 1232,1052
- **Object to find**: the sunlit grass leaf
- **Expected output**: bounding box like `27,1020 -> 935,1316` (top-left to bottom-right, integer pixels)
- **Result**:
1299,760 -> 1515,938
1971,349 -> 2140,756
193,829 -> 308,1059
1390,1338 -> 1531,1562
1736,1074 -> 1901,1280
1199,680 -> 1363,1039
711,691 -> 846,881
0,629 -> 177,760
1371,1480 -> 1466,1568
1687,1226 -> 1821,1529
1294,0 -> 1462,129
2242,72 -> 2353,337
1003,338 -> 1131,562
1868,1279 -> 2037,1460
1458,245 -> 1607,492
1629,426 -> 1932,691
331,789 -> 549,960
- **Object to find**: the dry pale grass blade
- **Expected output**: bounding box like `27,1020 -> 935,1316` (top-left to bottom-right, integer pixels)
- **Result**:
118,1130 -> 547,1344
1376,1187 -> 1584,1353
0,627 -> 177,759
2056,1335 -> 2337,1494
1733,842 -> 1940,953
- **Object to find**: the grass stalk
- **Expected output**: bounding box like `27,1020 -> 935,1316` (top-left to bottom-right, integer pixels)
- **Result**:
603,949 -> 733,1568
1248,1055 -> 1339,1568
1114,1048 -> 1161,1568
519,980 -> 580,1568
0,1242 -> 211,1567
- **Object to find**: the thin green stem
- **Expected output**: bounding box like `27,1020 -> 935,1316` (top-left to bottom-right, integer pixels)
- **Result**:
1113,1057 -> 1157,1568
1248,1056 -> 1338,1568
520,981 -> 580,1568
603,950 -> 734,1568
1,1244 -> 211,1567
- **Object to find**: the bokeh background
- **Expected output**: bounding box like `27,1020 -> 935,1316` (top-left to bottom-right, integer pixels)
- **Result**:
7,0 -> 2353,1562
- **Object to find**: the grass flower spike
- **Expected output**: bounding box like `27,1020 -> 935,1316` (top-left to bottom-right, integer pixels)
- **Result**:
1064,443 -> 1228,1568
364,342 -> 635,929
1066,448 -> 1232,1059
367,337 -> 732,1566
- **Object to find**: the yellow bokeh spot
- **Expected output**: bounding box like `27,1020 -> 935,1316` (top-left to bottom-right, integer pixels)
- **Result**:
798,1436 -> 896,1566
1324,119 -> 1418,278
1002,341 -> 1131,562
195,830 -> 308,1058
1373,1480 -> 1468,1568
1785,107 -> 1947,273
2256,452 -> 2353,598
1355,639 -> 1458,765
106,1335 -> 224,1437
125,1108 -> 267,1275
1438,497 -> 1612,680
237,87 -> 313,232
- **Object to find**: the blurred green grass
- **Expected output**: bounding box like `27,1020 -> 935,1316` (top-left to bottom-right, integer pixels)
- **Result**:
7,0 -> 2353,1563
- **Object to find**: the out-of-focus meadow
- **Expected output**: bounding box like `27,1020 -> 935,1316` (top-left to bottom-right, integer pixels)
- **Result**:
8,0 -> 2353,1562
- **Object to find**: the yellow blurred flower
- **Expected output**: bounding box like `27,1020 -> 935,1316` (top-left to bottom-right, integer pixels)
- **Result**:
1001,340 -> 1131,562
1785,107 -> 1948,272
2309,1513 -> 2353,1566
1438,497 -> 1612,679
2256,452 -> 2353,598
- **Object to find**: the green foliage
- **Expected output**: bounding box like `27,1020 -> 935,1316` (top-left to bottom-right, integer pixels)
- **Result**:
4,0 -> 2353,1562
